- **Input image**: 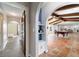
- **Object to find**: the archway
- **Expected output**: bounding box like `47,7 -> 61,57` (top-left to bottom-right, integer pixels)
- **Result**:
38,3 -> 79,57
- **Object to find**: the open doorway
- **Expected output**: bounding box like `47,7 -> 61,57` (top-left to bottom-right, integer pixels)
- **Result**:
6,16 -> 24,57
5,10 -> 26,57
3,11 -> 26,57
8,21 -> 19,40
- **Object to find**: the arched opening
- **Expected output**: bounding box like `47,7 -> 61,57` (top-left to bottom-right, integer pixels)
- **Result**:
40,4 -> 79,57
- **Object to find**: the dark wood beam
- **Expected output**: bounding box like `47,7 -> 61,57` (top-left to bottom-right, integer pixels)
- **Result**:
63,18 -> 79,21
51,13 -> 59,17
48,13 -> 64,21
55,4 -> 79,11
58,13 -> 79,17
50,13 -> 79,22
48,13 -> 59,21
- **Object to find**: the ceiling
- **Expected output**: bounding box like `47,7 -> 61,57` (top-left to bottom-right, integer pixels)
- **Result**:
48,4 -> 79,25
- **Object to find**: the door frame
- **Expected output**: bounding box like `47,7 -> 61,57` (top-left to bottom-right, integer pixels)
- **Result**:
21,10 -> 26,56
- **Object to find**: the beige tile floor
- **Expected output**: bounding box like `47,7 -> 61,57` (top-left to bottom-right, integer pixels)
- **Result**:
0,37 -> 24,57
39,32 -> 79,57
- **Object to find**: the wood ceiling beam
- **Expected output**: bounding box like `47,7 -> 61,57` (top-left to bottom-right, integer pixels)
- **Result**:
48,13 -> 59,21
53,21 -> 62,25
48,17 -> 53,21
55,4 -> 79,11
50,4 -> 79,21
49,19 -> 59,24
58,13 -> 79,16
49,20 -> 63,24
50,13 -> 79,22
48,13 -> 64,23
63,18 -> 79,21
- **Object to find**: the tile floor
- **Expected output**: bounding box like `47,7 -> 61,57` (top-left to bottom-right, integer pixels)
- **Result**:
0,37 -> 24,57
39,32 -> 79,57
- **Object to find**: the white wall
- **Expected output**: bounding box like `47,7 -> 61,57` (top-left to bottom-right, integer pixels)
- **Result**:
8,22 -> 18,35
29,2 -> 40,57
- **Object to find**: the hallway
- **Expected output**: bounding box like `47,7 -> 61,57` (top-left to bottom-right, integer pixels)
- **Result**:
0,37 -> 24,57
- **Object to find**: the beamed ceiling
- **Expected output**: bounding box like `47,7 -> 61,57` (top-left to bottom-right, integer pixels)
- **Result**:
49,4 -> 79,25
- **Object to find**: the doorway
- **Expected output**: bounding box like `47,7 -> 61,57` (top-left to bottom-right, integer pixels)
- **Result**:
5,17 -> 25,57
4,10 -> 27,57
